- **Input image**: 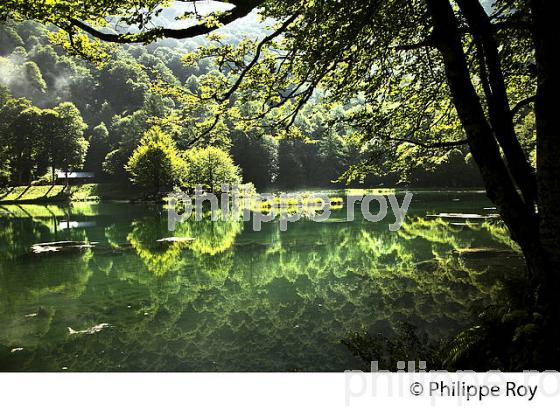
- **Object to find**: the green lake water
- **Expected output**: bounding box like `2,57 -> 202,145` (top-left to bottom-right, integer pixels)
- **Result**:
0,191 -> 525,371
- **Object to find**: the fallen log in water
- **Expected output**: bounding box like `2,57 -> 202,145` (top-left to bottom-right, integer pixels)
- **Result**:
29,241 -> 139,255
67,323 -> 111,335
156,237 -> 195,243
426,212 -> 500,220
30,241 -> 98,254
452,248 -> 518,258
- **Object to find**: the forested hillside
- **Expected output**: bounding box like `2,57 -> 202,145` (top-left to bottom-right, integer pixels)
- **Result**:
1,14 -> 483,190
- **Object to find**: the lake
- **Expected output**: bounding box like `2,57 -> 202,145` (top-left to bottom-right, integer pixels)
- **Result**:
0,190 -> 525,371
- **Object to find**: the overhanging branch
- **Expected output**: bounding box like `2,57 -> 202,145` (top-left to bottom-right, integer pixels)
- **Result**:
511,95 -> 536,116
217,13 -> 299,102
67,1 -> 263,43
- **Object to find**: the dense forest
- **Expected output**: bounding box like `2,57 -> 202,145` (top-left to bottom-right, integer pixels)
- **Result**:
0,15 -> 484,191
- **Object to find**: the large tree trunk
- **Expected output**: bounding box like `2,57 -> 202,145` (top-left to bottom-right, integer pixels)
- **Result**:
424,0 -> 560,369
424,0 -> 554,297
531,2 -> 560,261
530,0 -> 560,306
455,0 -> 537,208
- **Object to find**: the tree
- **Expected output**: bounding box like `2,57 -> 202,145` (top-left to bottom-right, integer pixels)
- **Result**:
103,149 -> 129,179
84,122 -> 110,176
0,100 -> 38,184
276,139 -> 305,189
125,126 -> 186,196
0,84 -> 10,106
97,58 -> 149,113
110,110 -> 150,155
183,146 -> 241,192
0,85 -> 14,184
0,24 -> 23,55
230,130 -> 278,190
100,109 -> 151,179
16,61 -> 47,101
47,102 -> 88,182
185,74 -> 200,93
33,108 -> 60,177
0,95 -> 88,185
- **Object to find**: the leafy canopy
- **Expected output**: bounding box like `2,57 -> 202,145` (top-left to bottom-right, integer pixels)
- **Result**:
125,125 -> 186,195
0,0 -> 537,185
183,146 -> 241,192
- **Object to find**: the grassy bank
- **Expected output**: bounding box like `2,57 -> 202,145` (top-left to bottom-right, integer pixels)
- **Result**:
0,183 -> 140,204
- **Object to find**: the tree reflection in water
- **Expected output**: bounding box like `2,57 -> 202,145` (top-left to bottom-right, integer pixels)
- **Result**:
0,199 -> 525,371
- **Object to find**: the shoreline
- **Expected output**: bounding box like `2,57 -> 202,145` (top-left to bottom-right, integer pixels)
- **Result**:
0,183 -> 489,205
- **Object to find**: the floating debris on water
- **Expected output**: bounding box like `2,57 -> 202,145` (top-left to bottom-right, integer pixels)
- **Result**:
10,348 -> 23,353
31,241 -> 98,254
68,323 -> 111,335
156,237 -> 195,243
427,212 -> 499,220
